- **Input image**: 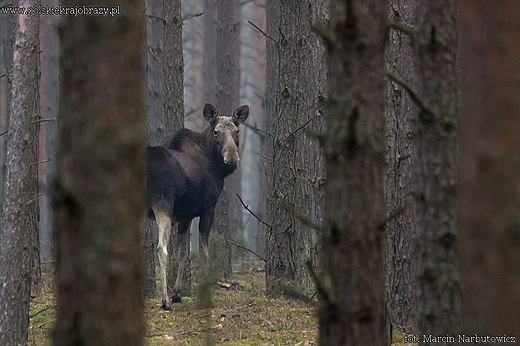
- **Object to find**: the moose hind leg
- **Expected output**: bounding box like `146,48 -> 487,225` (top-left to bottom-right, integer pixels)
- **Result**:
172,221 -> 191,303
156,210 -> 172,310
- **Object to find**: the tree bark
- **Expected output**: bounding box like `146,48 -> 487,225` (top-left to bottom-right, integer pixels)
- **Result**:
212,0 -> 237,280
459,0 -> 520,336
163,0 -> 191,298
53,1 -> 145,344
384,0 -> 417,335
265,0 -> 318,298
319,1 -> 387,345
0,3 -> 13,212
0,1 -> 40,345
39,0 -> 60,262
414,0 -> 462,338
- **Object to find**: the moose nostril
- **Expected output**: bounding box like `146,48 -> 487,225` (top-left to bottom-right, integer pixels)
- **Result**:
223,156 -> 239,165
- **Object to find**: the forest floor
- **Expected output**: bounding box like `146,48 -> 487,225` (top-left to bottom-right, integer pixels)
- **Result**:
29,261 -> 410,345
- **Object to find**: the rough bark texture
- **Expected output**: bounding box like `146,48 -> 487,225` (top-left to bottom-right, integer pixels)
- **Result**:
164,0 -> 191,297
0,4 -> 13,214
202,0 -> 217,106
212,0 -> 236,280
459,1 -> 520,336
319,1 -> 387,345
53,1 -> 145,344
265,0 -> 317,298
415,0 -> 462,338
384,0 -> 417,335
146,0 -> 165,146
39,0 -> 60,261
0,1 -> 40,344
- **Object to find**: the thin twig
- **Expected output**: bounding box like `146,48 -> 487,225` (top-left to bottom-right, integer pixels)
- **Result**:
0,130 -> 7,138
242,121 -> 271,138
289,117 -> 315,137
236,194 -> 271,229
147,47 -> 173,68
30,157 -> 51,167
144,13 -> 166,24
29,305 -> 56,319
280,200 -> 321,232
386,72 -> 435,120
306,261 -> 332,304
227,239 -> 266,262
387,19 -> 416,39
32,117 -> 56,124
248,20 -> 277,43
182,12 -> 203,21
26,193 -> 44,206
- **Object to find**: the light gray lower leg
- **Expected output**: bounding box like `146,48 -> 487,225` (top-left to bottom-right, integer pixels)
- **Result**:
156,212 -> 172,310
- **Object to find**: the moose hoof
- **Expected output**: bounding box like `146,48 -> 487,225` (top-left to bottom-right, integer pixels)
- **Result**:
172,293 -> 182,303
161,300 -> 171,311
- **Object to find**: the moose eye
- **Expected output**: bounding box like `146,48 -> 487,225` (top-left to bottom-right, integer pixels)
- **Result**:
213,130 -> 218,136
236,130 -> 240,135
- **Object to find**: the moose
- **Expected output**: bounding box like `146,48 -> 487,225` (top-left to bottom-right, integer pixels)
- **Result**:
146,103 -> 249,310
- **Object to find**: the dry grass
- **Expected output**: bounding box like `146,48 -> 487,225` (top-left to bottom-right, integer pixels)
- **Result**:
28,261 -> 411,345
28,261 -> 317,346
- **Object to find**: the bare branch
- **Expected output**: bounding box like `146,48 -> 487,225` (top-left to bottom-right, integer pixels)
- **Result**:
182,12 -> 203,22
387,19 -> 416,39
236,193 -> 271,229
386,72 -> 436,120
32,117 -> 56,124
30,157 -> 51,167
280,200 -> 321,232
248,20 -> 277,43
226,239 -> 266,262
242,121 -> 271,138
144,13 -> 166,24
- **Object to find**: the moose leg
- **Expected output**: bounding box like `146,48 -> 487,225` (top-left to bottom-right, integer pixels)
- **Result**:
156,210 -> 172,310
172,221 -> 191,303
198,211 -> 215,276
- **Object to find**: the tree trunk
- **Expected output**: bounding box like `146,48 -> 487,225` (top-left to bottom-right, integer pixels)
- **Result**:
414,0 -> 462,338
384,0 -> 417,335
459,0 -> 520,336
0,1 -> 40,344
0,3 -> 13,215
39,0 -> 60,262
53,1 -> 145,344
319,1 -> 387,345
212,0 -> 237,280
164,0 -> 191,298
202,0 -> 217,107
265,0 -> 318,299
240,0 -> 266,256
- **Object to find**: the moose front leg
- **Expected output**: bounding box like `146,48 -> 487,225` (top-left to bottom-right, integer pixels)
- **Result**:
172,221 -> 191,303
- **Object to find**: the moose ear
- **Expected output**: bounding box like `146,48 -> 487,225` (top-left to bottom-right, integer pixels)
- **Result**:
232,105 -> 249,125
203,103 -> 218,123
